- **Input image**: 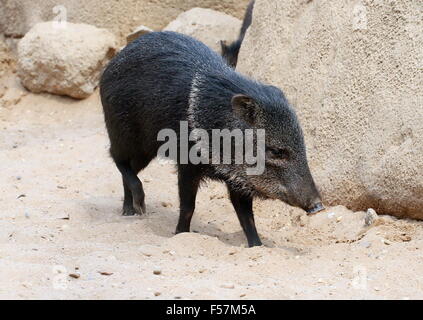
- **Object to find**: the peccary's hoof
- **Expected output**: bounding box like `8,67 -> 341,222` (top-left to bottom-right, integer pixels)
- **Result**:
132,200 -> 146,215
122,201 -> 146,216
122,206 -> 138,216
306,202 -> 325,215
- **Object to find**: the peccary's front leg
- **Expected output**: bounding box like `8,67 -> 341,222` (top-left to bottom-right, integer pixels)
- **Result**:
175,165 -> 201,234
228,186 -> 262,247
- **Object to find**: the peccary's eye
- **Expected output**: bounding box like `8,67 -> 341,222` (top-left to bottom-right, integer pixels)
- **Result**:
266,147 -> 290,161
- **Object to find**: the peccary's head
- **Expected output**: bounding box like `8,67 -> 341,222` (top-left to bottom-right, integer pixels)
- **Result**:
231,88 -> 324,214
220,40 -> 241,68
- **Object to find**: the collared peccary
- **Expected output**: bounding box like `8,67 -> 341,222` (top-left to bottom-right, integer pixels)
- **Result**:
221,0 -> 255,68
100,31 -> 324,247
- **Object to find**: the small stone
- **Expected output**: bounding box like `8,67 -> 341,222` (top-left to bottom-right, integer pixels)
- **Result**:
69,273 -> 80,279
365,208 -> 378,226
99,271 -> 113,276
154,292 -> 161,297
374,287 -> 381,291
383,239 -> 392,245
336,216 -> 343,222
220,283 -> 235,289
161,202 -> 171,208
153,269 -> 162,275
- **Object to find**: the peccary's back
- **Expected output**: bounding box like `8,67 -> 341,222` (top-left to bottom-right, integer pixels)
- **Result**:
101,32 -> 227,132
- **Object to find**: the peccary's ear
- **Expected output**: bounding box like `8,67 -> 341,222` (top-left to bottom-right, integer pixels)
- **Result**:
231,94 -> 259,125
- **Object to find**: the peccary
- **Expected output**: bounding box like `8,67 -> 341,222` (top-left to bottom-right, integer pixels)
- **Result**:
100,31 -> 324,247
221,0 -> 255,68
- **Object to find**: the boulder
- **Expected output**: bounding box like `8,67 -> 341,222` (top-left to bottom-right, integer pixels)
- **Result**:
238,0 -> 423,219
164,8 -> 241,53
17,22 -> 118,99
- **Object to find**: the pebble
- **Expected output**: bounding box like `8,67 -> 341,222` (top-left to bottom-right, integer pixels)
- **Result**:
69,273 -> 80,279
383,239 -> 392,245
336,216 -> 343,222
220,283 -> 235,289
365,208 -> 378,226
154,292 -> 161,297
153,269 -> 162,275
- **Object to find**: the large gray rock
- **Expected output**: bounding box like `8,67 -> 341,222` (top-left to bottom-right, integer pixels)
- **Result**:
17,22 -> 118,99
164,7 -> 241,53
238,0 -> 423,219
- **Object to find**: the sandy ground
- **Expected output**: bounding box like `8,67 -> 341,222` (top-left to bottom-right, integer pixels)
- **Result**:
1,73 -> 423,300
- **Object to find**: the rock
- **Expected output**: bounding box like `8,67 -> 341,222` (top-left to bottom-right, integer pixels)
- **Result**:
0,0 -> 249,39
17,22 -> 118,99
238,0 -> 423,219
164,8 -> 241,53
127,25 -> 153,44
220,283 -> 235,289
153,269 -> 161,275
383,239 -> 392,246
365,208 -> 378,226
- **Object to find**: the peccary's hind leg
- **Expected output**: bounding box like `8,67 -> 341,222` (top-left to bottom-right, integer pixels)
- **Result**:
227,186 -> 262,247
122,179 -> 137,216
116,161 -> 146,216
175,165 -> 201,234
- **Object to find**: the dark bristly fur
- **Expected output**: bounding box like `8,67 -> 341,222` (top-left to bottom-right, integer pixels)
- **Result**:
100,31 -> 323,247
221,0 -> 255,68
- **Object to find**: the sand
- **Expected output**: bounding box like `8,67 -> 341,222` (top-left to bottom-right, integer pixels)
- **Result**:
1,73 -> 423,300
